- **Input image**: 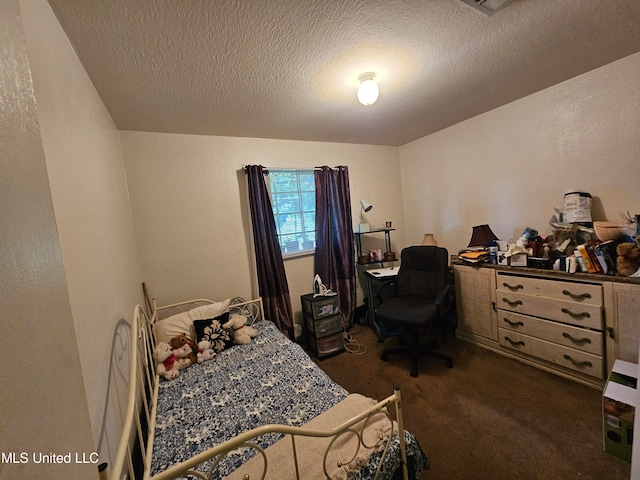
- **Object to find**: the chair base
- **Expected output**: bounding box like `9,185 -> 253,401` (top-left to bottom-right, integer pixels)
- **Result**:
380,334 -> 453,377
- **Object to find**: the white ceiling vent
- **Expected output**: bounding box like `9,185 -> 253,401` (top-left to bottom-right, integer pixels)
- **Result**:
460,0 -> 515,15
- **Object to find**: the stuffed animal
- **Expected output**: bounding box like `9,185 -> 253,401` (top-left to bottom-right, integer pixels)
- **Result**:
222,314 -> 259,345
169,333 -> 197,366
616,242 -> 640,277
154,342 -> 181,380
197,340 -> 216,363
171,342 -> 195,369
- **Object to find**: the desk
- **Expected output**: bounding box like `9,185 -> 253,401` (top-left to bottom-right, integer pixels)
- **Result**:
365,266 -> 399,279
364,266 -> 399,334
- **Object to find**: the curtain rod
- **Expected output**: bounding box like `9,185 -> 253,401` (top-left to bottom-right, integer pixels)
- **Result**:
242,165 -> 347,172
242,165 -> 269,174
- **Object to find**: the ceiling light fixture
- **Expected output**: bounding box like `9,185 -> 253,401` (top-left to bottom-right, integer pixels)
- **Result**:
357,72 -> 379,106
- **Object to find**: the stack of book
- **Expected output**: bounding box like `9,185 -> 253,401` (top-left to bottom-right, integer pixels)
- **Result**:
596,238 -> 625,275
575,238 -> 623,275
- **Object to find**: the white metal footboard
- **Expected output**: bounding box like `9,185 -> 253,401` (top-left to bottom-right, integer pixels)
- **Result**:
109,298 -> 409,480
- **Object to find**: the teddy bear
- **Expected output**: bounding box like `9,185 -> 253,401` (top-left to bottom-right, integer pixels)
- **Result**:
169,333 -> 197,366
196,340 -> 216,363
222,314 -> 259,345
154,342 -> 182,380
616,242 -> 640,276
171,342 -> 195,370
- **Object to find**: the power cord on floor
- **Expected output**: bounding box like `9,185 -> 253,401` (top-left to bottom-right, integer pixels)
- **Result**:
343,325 -> 368,354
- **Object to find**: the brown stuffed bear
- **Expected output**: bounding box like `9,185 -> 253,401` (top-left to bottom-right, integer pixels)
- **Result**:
169,333 -> 198,366
616,242 -> 640,276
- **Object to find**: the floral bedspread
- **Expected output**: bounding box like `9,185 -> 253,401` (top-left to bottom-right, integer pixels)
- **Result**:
151,321 -> 429,478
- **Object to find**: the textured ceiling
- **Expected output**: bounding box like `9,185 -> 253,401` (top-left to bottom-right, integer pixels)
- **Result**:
46,0 -> 640,146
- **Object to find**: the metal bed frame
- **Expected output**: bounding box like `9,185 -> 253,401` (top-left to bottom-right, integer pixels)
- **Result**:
109,297 -> 409,480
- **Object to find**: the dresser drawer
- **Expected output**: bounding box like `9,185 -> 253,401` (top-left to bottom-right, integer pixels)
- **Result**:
499,311 -> 603,355
496,272 -> 602,306
307,331 -> 344,357
301,294 -> 341,320
499,328 -> 604,379
306,313 -> 342,338
496,292 -> 603,330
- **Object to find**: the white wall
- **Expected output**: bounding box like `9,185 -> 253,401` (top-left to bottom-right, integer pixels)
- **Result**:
399,51 -> 640,257
0,1 -> 97,478
121,132 -> 403,319
18,0 -> 144,473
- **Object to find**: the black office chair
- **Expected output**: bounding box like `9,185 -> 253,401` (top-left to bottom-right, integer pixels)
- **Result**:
373,246 -> 454,377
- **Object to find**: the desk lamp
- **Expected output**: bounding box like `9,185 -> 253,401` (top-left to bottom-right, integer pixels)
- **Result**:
359,199 -> 372,233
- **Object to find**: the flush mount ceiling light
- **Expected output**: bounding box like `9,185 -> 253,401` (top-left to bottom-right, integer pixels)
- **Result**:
460,0 -> 514,15
357,72 -> 379,106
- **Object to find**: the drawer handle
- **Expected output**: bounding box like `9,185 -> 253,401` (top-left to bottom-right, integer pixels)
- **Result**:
503,282 -> 524,291
562,289 -> 592,301
504,336 -> 525,347
561,332 -> 592,345
502,298 -> 523,307
562,354 -> 592,368
502,318 -> 524,327
560,308 -> 590,319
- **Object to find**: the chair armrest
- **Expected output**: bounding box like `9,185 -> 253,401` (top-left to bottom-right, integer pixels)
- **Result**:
371,279 -> 397,308
434,284 -> 453,315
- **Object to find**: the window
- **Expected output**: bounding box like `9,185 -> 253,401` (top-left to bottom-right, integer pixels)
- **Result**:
269,169 -> 316,256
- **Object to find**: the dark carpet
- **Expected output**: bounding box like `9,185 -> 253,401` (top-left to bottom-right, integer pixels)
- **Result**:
312,325 -> 631,480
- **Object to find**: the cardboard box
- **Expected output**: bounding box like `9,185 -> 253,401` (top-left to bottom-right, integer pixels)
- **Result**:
497,251 -> 509,266
510,253 -> 527,267
603,360 -> 638,462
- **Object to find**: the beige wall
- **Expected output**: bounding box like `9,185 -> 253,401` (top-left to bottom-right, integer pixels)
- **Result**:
120,132 -> 403,318
1,1 -> 97,478
399,51 -> 640,258
16,0 -> 144,475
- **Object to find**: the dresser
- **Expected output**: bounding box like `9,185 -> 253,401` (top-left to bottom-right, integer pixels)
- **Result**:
454,261 -> 640,388
496,271 -> 604,380
300,293 -> 344,358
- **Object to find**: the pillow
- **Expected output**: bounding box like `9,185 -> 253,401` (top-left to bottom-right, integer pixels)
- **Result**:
154,299 -> 231,344
193,312 -> 234,353
154,311 -> 194,345
186,299 -> 231,322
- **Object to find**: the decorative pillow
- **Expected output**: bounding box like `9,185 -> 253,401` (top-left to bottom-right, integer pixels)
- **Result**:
154,299 -> 231,344
193,312 -> 234,353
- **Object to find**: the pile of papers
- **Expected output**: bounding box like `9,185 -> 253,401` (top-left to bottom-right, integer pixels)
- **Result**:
458,248 -> 490,263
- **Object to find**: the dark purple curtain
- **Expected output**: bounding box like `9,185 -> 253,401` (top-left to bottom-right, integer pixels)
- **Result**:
314,166 -> 356,329
245,165 -> 294,338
